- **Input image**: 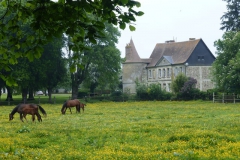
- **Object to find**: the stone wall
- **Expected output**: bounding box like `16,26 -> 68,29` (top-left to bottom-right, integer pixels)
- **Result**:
122,62 -> 148,93
186,66 -> 214,91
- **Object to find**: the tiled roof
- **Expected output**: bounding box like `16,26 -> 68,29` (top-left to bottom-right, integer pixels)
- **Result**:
125,39 -> 142,63
147,39 -> 200,67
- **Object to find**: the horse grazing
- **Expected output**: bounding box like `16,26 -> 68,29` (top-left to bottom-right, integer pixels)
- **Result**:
61,99 -> 81,114
9,103 -> 47,122
77,103 -> 86,113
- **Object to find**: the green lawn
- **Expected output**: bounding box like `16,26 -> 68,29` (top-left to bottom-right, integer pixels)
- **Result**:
0,101 -> 240,159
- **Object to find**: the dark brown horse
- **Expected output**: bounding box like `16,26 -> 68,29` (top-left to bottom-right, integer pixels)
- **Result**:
9,103 -> 47,122
61,99 -> 81,114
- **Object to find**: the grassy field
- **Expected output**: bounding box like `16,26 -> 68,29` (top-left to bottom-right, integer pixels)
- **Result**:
0,93 -> 74,106
0,101 -> 240,159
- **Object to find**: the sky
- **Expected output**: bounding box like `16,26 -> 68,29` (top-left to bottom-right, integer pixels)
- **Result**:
116,0 -> 228,58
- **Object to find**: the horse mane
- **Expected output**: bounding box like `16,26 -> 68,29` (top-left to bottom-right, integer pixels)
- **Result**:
10,104 -> 21,115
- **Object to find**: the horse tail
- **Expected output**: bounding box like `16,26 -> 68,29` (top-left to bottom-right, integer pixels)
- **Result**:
37,105 -> 47,117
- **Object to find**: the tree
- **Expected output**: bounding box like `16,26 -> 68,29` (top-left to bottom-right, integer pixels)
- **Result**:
0,0 -> 144,84
220,0 -> 240,31
40,36 -> 67,102
10,36 -> 67,102
212,31 -> 240,93
68,23 -> 122,99
171,73 -> 188,94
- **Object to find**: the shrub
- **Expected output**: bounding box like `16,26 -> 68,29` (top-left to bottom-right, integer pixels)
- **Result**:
148,83 -> 162,100
136,83 -> 149,100
172,73 -> 188,93
78,91 -> 88,98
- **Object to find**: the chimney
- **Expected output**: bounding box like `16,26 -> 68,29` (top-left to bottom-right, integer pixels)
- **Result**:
189,38 -> 195,40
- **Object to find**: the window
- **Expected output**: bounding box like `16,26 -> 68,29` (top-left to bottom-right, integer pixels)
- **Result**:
149,70 -> 152,78
158,69 -> 161,78
163,83 -> 166,90
175,67 -> 178,76
180,67 -> 182,73
167,68 -> 170,77
163,69 -> 166,78
168,83 -> 171,92
198,56 -> 201,61
198,55 -> 205,61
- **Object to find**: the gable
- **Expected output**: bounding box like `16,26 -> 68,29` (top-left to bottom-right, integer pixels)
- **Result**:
156,56 -> 173,66
186,39 -> 216,66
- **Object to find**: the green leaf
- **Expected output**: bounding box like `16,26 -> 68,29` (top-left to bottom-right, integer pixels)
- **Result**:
89,36 -> 97,44
120,0 -> 128,5
1,0 -> 7,7
70,65 -> 76,73
77,63 -> 84,70
58,0 -> 65,4
137,11 -> 144,16
120,23 -> 126,30
135,2 -> 141,7
129,25 -> 136,31
15,44 -> 20,49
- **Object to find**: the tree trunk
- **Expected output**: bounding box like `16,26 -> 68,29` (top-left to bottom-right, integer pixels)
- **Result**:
5,86 -> 13,101
47,88 -> 53,103
28,88 -> 35,100
21,88 -> 28,103
72,82 -> 79,99
71,73 -> 80,99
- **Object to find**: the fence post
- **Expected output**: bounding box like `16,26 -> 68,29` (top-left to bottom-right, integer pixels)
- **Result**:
222,93 -> 224,103
234,93 -> 235,104
213,92 -> 215,103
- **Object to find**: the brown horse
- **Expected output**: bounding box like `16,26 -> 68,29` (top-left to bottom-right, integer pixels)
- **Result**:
9,103 -> 47,122
77,102 -> 86,113
61,99 -> 81,114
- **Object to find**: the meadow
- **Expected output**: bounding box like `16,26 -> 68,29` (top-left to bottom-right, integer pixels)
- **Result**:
0,100 -> 240,159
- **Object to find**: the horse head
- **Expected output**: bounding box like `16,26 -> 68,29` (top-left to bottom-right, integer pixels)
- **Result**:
61,102 -> 67,114
9,114 -> 14,121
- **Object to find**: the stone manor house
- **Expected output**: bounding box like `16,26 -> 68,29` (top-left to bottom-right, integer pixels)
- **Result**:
122,38 -> 216,94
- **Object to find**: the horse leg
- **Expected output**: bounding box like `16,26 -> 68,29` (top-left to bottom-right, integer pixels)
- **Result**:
76,105 -> 80,113
32,114 -> 35,122
23,113 -> 28,122
36,113 -> 42,122
20,114 -> 24,122
69,107 -> 72,114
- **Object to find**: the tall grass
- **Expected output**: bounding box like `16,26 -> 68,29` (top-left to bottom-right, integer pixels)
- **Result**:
0,101 -> 240,159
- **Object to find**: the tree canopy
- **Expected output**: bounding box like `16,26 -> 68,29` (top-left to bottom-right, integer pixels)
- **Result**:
212,31 -> 240,93
221,0 -> 240,31
68,23 -> 122,99
212,0 -> 240,93
0,0 -> 143,80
